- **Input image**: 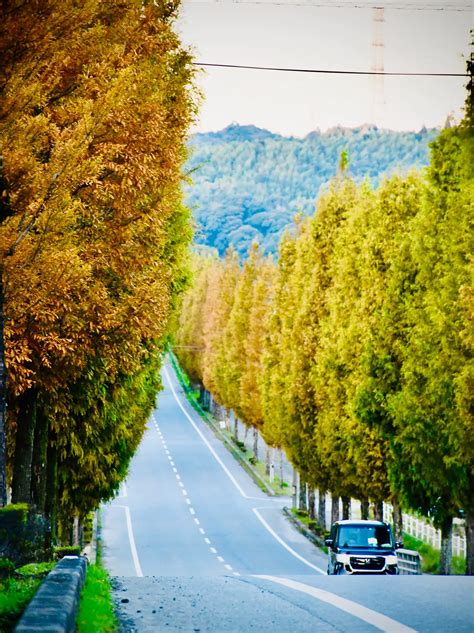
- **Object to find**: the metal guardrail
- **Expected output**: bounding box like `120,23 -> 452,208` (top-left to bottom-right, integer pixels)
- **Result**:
397,548 -> 422,575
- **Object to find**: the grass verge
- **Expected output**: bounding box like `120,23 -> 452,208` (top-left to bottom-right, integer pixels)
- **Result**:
0,575 -> 41,632
77,563 -> 117,632
402,533 -> 465,575
168,350 -> 288,496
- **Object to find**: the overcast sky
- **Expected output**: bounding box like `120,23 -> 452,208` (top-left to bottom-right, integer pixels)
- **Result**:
176,0 -> 472,136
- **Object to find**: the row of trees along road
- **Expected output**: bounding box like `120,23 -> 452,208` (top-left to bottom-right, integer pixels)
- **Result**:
174,81 -> 473,575
0,0 -> 197,547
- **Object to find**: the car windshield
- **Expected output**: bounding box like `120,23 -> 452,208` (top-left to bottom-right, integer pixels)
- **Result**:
337,525 -> 393,549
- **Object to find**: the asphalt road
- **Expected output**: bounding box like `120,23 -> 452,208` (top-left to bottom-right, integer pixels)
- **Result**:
102,362 -> 474,633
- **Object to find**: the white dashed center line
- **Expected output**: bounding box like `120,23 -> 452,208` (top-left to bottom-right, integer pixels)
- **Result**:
153,412 -> 240,577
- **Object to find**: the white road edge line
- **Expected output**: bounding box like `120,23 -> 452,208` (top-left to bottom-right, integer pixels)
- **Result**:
164,364 -> 253,499
164,363 -> 327,575
252,508 -> 326,575
253,576 -> 417,633
116,505 -> 143,578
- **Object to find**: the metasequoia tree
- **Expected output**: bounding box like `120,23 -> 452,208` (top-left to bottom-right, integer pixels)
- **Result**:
174,253 -> 213,384
387,126 -> 473,574
201,248 -> 240,407
261,231 -> 298,452
239,254 -> 274,454
0,0 -> 197,527
220,243 -> 264,456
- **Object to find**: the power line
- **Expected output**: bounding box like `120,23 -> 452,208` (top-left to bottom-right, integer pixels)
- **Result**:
184,1 -> 472,12
194,62 -> 469,76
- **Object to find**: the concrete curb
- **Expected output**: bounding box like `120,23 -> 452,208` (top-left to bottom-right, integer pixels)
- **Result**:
282,506 -> 326,550
15,556 -> 87,633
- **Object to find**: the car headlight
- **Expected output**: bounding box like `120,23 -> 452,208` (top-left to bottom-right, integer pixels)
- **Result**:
385,555 -> 398,566
336,554 -> 351,565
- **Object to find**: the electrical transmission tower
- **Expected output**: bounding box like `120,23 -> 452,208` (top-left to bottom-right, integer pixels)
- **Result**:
371,6 -> 386,127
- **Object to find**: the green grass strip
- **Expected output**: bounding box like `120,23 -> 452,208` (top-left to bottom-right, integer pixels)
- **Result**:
0,576 -> 41,632
402,532 -> 465,575
76,563 -> 117,633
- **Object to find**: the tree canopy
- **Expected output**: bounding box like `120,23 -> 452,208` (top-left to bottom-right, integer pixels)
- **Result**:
0,0 -> 197,534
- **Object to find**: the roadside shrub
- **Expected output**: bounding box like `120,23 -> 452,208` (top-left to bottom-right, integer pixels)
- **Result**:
0,558 -> 15,579
0,505 -> 51,565
16,562 -> 55,578
54,546 -> 81,560
0,576 -> 41,631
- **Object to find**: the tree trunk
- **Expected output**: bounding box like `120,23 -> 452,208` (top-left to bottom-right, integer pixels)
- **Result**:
0,274 -> 7,507
439,517 -> 453,575
279,449 -> 284,486
233,414 -> 239,442
225,408 -> 231,432
374,501 -> 384,521
292,468 -> 297,509
342,496 -> 351,520
268,447 -> 275,483
318,491 -> 327,530
12,388 -> 37,503
72,516 -> 80,547
360,499 -> 370,520
265,445 -> 271,477
392,498 -> 404,542
31,406 -> 49,514
252,426 -> 258,462
331,495 -> 340,523
465,510 -> 474,575
299,479 -> 307,511
45,442 -> 58,542
308,488 -> 316,520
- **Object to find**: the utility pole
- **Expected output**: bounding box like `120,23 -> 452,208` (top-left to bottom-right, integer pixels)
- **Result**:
371,6 -> 386,128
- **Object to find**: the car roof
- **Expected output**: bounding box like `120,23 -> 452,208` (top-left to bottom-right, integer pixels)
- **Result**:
334,520 -> 388,527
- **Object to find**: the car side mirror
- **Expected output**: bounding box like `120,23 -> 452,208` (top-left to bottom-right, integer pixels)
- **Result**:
395,541 -> 403,549
324,538 -> 334,548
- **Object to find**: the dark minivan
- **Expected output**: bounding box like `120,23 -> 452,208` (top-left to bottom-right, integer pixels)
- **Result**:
325,519 -> 402,575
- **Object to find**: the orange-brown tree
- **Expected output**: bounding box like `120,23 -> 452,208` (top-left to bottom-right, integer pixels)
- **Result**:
0,0 -> 197,532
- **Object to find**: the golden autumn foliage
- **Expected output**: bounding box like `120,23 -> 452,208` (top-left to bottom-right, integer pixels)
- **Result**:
0,0 -> 197,525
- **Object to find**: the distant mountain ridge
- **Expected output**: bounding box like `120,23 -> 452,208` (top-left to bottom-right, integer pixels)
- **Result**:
185,123 -> 438,256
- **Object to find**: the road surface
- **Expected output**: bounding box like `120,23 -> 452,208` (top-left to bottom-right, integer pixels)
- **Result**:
102,362 -> 474,632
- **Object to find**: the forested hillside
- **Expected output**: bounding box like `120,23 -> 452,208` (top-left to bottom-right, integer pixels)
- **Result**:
185,124 -> 438,256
